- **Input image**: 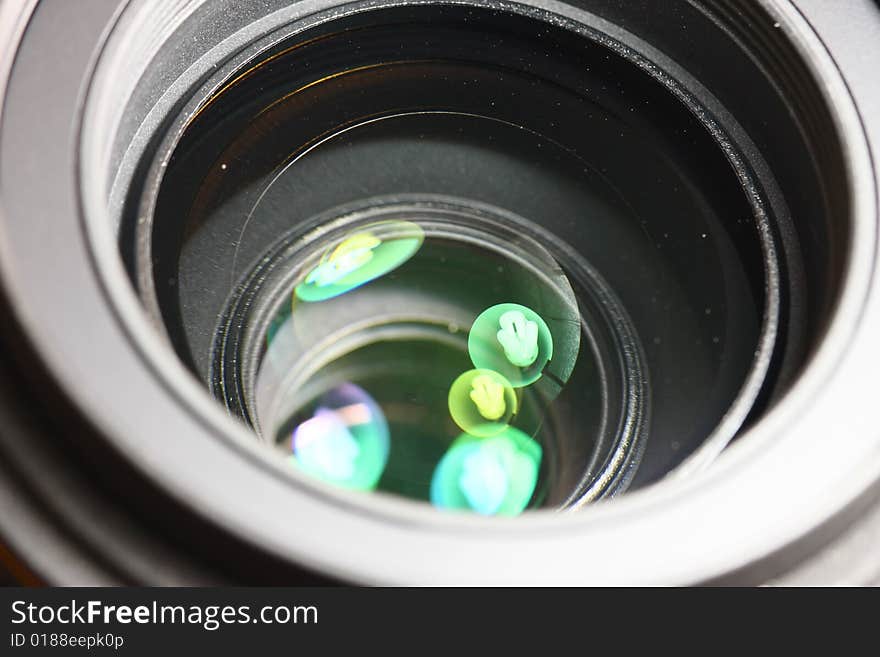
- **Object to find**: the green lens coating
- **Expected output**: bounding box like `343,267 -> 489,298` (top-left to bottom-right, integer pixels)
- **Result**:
448,369 -> 518,437
468,303 -> 553,387
430,428 -> 542,516
294,220 -> 424,302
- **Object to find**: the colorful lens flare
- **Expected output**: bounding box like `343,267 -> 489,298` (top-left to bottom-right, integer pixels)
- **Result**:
468,303 -> 554,387
448,369 -> 518,438
294,220 -> 424,302
430,428 -> 542,516
290,383 -> 390,490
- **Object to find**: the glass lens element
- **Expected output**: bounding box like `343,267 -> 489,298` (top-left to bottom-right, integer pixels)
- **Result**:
247,194 -> 652,514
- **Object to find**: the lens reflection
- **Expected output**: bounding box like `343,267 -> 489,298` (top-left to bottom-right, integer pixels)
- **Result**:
430,428 -> 542,515
295,220 -> 424,302
447,368 -> 518,437
469,303 -> 554,387
290,383 -> 390,490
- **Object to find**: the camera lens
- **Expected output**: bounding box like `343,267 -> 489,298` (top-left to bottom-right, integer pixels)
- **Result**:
139,5 -> 776,514
3,0 -> 878,583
